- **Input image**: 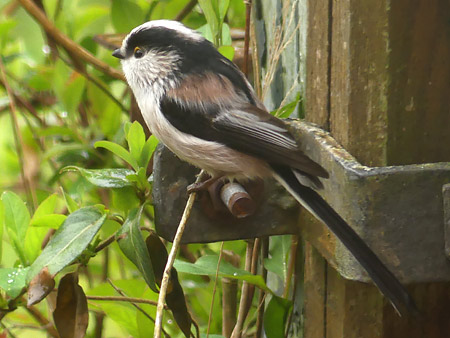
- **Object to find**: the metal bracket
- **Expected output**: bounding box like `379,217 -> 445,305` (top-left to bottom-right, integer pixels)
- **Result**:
152,120 -> 450,283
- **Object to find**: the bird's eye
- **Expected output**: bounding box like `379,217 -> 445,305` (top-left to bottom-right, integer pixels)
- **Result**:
134,47 -> 144,59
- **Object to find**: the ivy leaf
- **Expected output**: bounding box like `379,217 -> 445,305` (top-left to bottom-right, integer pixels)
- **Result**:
62,166 -> 135,188
116,206 -> 158,292
27,206 -> 107,283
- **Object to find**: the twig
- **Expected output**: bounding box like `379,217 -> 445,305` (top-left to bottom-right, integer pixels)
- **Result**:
0,57 -> 37,213
255,238 -> 269,338
25,305 -> 59,338
87,295 -> 163,308
95,233 -> 117,252
0,321 -> 18,338
283,236 -> 298,299
231,240 -> 254,338
17,0 -> 125,81
174,0 -> 198,21
107,280 -> 171,337
206,241 -> 225,337
243,0 -> 252,77
154,170 -> 206,338
58,55 -> 129,114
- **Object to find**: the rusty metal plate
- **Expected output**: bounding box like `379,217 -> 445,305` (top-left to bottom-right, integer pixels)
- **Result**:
152,120 -> 450,283
152,144 -> 299,244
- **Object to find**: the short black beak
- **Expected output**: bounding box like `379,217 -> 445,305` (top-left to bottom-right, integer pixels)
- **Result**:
112,48 -> 125,59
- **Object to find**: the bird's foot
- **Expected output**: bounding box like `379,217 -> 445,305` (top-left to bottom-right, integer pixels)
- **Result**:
187,176 -> 223,194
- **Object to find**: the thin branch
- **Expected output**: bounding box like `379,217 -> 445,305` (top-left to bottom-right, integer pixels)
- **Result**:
0,321 -> 18,338
25,305 -> 59,338
243,0 -> 252,77
231,240 -> 254,338
107,279 -> 171,338
154,170 -> 206,338
206,241 -> 225,337
174,0 -> 198,21
58,55 -> 129,114
95,233 -> 117,252
0,57 -> 37,213
87,295 -> 165,308
17,0 -> 125,81
255,238 -> 269,338
283,236 -> 298,299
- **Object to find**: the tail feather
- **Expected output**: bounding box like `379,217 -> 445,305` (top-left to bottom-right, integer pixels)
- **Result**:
272,165 -> 418,316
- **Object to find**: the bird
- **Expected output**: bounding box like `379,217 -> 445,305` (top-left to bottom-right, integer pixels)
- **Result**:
112,20 -> 417,316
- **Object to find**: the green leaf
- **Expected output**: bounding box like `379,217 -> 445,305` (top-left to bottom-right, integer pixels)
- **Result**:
116,206 -> 158,292
111,0 -> 145,33
127,121 -> 146,164
0,267 -> 29,299
34,194 -> 58,216
60,187 -> 79,213
174,255 -> 272,293
263,295 -> 292,338
264,235 -> 291,280
30,214 -> 67,228
24,226 -> 50,263
62,166 -> 135,188
221,23 -> 232,46
139,135 -> 158,169
87,82 -> 122,139
0,201 -> 4,262
273,92 -> 302,118
218,0 -> 230,22
1,191 -> 30,265
218,45 -> 235,61
197,24 -> 214,43
95,141 -> 139,171
111,187 -> 140,215
27,206 -> 107,283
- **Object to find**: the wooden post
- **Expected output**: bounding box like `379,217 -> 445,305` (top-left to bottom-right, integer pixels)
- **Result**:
304,0 -> 450,336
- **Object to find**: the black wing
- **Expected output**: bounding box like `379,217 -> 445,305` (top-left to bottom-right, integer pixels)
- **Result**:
160,72 -> 328,178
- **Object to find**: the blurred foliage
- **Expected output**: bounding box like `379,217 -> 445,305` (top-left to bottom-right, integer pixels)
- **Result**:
0,0 -> 295,337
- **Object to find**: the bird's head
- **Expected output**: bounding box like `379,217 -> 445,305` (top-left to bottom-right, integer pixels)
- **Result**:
113,20 -> 215,94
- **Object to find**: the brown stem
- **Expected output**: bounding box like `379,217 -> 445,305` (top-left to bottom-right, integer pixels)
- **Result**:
95,233 -> 117,253
25,305 -> 59,338
17,0 -> 125,81
255,238 -> 269,338
206,242 -> 225,337
243,0 -> 252,77
154,170 -> 207,338
0,57 -> 37,213
283,236 -> 298,299
107,280 -> 171,337
231,240 -> 254,338
87,295 -> 164,308
174,0 -> 198,21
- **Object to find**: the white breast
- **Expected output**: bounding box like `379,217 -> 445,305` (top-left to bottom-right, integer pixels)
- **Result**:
136,89 -> 271,180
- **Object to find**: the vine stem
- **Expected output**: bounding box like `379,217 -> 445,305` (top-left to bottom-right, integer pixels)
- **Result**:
154,170 -> 206,338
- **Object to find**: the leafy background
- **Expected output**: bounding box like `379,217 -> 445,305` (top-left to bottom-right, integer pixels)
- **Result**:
0,0 -> 300,337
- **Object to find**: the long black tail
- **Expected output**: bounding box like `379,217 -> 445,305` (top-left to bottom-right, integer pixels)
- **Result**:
272,166 -> 417,316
